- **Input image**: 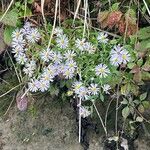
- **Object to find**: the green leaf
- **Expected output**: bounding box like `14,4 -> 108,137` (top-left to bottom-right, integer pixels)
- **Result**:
138,104 -> 145,113
146,43 -> 150,48
100,93 -> 104,102
111,3 -> 120,11
122,106 -> 130,119
133,100 -> 140,105
127,63 -> 135,69
142,101 -> 150,109
137,27 -> 150,40
0,9 -> 18,26
137,58 -> 143,66
27,0 -> 34,4
140,92 -> 147,101
121,98 -> 128,105
4,26 -> 15,45
142,71 -> 150,80
121,83 -> 131,96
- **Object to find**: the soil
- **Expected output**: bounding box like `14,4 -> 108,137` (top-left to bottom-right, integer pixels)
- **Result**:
0,95 -> 104,150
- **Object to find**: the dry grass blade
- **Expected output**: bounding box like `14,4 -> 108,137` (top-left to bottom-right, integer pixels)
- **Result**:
0,0 -> 14,22
73,0 -> 81,25
142,0 -> 150,16
47,0 -> 59,48
83,0 -> 88,37
41,0 -> 47,28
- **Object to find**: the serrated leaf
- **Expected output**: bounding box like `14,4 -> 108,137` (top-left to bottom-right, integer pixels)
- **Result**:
142,71 -> 150,80
138,104 -> 145,113
142,101 -> 150,109
122,106 -> 130,119
121,83 -> 131,96
137,27 -> 150,40
140,92 -> 147,101
130,83 -> 139,96
0,9 -> 18,26
4,26 -> 15,45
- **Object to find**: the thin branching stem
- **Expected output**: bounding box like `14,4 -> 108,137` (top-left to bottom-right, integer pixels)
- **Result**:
92,101 -> 107,136
47,0 -> 58,48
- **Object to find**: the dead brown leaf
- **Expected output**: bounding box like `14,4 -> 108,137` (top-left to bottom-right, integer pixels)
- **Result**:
34,2 -> 42,13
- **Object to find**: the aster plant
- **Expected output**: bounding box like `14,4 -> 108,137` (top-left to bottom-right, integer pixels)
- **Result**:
10,21 -> 140,142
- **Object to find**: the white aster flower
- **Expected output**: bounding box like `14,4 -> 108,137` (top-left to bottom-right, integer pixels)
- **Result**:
12,47 -> 24,55
41,68 -> 54,82
15,53 -> 28,65
38,80 -> 50,92
54,27 -> 63,37
12,28 -> 23,40
56,34 -> 68,49
40,48 -> 54,62
12,37 -> 26,49
65,60 -> 77,71
23,60 -> 36,77
95,64 -> 110,78
110,45 -> 122,56
110,45 -> 130,66
79,106 -> 91,118
75,38 -> 86,51
84,42 -> 96,54
26,28 -> 41,43
47,64 -> 57,77
102,84 -> 111,94
64,50 -> 76,60
28,79 -> 39,92
21,21 -> 32,35
110,55 -> 122,66
77,86 -> 88,100
52,52 -> 63,64
72,81 -> 83,94
88,83 -> 100,95
63,67 -> 75,79
97,32 -> 109,44
120,50 -> 130,64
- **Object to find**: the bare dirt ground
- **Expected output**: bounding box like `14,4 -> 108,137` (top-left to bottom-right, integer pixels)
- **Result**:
0,95 -> 150,150
0,96 -> 103,150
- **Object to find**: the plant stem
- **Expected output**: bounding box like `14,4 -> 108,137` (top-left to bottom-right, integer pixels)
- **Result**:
92,101 -> 107,136
115,84 -> 120,135
78,98 -> 82,143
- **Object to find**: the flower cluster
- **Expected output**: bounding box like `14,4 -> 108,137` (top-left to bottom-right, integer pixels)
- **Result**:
11,23 -> 132,115
110,45 -> 130,66
72,81 -> 111,100
11,22 -> 41,65
27,49 -> 77,92
75,38 -> 96,54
